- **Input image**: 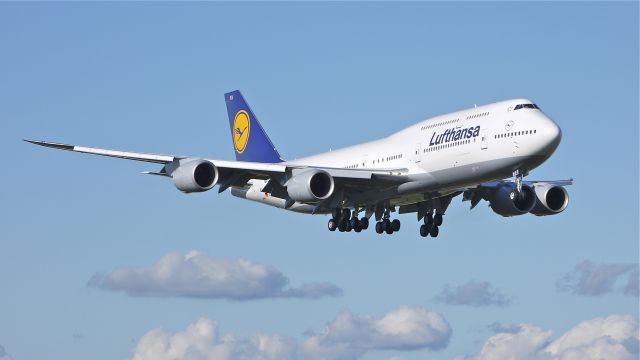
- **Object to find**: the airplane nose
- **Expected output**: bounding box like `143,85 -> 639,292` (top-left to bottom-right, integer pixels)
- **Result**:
549,121 -> 562,145
539,117 -> 562,156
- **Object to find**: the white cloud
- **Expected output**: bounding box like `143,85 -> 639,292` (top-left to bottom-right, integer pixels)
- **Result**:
557,261 -> 639,297
131,306 -> 452,360
89,251 -> 342,301
132,318 -> 297,360
433,280 -> 513,307
457,314 -> 639,360
464,323 -> 553,360
302,305 -> 451,357
545,314 -> 639,360
0,345 -> 13,360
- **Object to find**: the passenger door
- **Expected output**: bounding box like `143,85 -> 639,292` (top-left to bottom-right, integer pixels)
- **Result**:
414,143 -> 422,163
481,129 -> 490,150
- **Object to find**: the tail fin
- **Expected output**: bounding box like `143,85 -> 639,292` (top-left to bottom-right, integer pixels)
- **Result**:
224,90 -> 283,163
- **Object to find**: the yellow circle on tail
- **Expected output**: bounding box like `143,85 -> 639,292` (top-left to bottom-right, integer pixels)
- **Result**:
233,110 -> 251,154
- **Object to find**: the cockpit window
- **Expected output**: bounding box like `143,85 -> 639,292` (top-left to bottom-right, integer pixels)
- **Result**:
514,103 -> 539,110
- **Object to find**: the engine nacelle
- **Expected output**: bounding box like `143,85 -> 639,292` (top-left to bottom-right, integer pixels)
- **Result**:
488,183 -> 537,217
171,159 -> 218,193
530,183 -> 569,216
286,169 -> 334,203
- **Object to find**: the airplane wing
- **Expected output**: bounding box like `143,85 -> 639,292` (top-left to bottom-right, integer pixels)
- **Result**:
25,139 -> 408,194
479,178 -> 574,187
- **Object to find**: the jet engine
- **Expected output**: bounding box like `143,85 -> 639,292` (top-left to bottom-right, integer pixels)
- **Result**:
286,169 -> 334,202
487,182 -> 537,217
530,183 -> 569,216
171,159 -> 218,193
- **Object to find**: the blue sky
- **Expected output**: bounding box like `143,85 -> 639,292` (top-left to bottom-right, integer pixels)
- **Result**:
1,2 -> 638,360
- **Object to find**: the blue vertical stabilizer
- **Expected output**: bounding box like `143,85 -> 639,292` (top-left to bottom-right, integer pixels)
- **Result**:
224,90 -> 283,163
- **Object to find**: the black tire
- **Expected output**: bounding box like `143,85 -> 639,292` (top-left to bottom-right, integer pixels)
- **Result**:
349,218 -> 359,230
420,224 -> 429,237
384,219 -> 393,234
360,217 -> 369,230
346,220 -> 353,232
342,208 -> 351,220
375,222 -> 383,234
430,226 -> 439,238
328,219 -> 337,231
354,226 -> 362,233
434,214 -> 443,226
391,219 -> 401,232
332,208 -> 341,220
338,219 -> 348,232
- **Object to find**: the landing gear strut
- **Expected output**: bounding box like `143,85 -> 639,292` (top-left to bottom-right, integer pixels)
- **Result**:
513,169 -> 529,200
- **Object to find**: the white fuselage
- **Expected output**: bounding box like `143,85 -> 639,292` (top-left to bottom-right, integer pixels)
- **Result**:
232,99 -> 562,213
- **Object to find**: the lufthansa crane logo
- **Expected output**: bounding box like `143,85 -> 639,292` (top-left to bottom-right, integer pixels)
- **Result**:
505,120 -> 515,131
233,110 -> 251,154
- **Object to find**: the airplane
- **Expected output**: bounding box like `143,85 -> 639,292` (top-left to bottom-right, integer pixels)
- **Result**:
25,90 -> 572,237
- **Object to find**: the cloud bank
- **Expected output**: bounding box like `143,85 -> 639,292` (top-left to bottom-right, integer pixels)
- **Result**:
557,261 -> 639,297
456,314 -> 639,360
131,306 -> 451,360
433,280 -> 513,307
0,345 -> 13,360
89,251 -> 342,301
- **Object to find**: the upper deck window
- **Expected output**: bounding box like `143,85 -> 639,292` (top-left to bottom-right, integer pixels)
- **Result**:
514,103 -> 539,110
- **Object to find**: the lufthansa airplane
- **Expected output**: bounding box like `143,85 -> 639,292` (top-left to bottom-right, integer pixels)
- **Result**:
26,91 -> 572,237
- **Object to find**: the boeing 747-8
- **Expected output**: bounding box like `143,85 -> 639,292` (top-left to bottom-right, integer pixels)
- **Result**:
26,90 -> 572,237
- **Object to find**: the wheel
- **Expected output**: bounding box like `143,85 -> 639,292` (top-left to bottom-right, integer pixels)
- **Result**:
346,220 -> 353,232
391,219 -> 401,232
434,214 -> 443,226
338,219 -> 348,232
354,226 -> 362,233
328,219 -> 337,231
360,217 -> 369,230
332,208 -> 341,220
430,225 -> 439,238
420,224 -> 429,237
375,222 -> 383,234
384,219 -> 393,234
349,218 -> 359,230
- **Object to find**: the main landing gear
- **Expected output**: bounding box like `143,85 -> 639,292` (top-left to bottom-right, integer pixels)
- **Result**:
419,211 -> 443,238
327,206 -> 447,238
374,209 -> 401,235
327,207 -> 401,235
328,208 -> 369,233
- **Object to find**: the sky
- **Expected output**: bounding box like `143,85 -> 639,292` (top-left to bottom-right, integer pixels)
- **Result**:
1,2 -> 638,360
